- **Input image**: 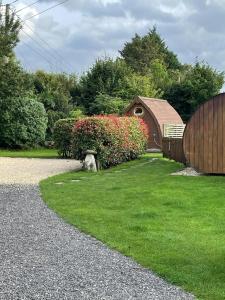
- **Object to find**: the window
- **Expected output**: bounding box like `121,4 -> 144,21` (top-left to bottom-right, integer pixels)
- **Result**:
134,106 -> 144,116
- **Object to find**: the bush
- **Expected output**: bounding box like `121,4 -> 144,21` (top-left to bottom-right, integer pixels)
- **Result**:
90,93 -> 128,115
0,97 -> 47,148
72,115 -> 148,168
53,118 -> 76,158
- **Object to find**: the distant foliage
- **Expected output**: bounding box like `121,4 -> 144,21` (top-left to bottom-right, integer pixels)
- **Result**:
0,97 -> 47,148
53,118 -> 76,158
33,71 -> 77,139
165,62 -> 225,121
72,116 -> 148,168
120,27 -> 181,75
78,58 -> 159,113
0,4 -> 21,56
90,94 -> 128,115
0,59 -> 33,101
69,107 -> 85,119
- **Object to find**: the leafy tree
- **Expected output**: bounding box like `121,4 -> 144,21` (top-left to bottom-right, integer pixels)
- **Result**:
90,94 -> 128,115
117,71 -> 161,100
149,59 -> 178,92
0,7 -> 48,148
33,71 -> 77,138
0,7 -> 32,98
0,97 -> 47,148
78,58 -> 159,113
0,58 -> 33,100
165,62 -> 224,121
120,27 -> 181,75
69,107 -> 85,119
0,4 -> 21,56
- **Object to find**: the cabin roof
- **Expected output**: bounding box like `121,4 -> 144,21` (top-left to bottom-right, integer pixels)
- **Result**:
125,96 -> 183,133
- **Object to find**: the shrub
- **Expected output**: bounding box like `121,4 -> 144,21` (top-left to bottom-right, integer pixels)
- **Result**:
69,107 -> 85,119
72,115 -> 148,168
0,97 -> 47,148
90,93 -> 128,115
53,118 -> 76,158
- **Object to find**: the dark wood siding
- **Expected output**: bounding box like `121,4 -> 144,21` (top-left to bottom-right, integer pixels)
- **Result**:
126,104 -> 161,149
183,93 -> 225,174
162,138 -> 186,164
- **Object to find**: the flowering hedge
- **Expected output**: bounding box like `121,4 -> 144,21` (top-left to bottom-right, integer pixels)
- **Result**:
53,118 -> 76,158
72,115 -> 148,168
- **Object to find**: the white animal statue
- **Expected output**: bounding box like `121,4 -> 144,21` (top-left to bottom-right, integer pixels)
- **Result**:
84,150 -> 97,172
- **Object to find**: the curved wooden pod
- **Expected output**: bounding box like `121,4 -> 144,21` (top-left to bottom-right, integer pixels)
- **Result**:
183,93 -> 225,174
125,96 -> 183,149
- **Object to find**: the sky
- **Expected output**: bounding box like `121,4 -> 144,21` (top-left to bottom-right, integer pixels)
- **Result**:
4,0 -> 225,82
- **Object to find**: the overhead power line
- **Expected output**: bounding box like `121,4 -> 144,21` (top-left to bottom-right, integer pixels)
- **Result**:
22,22 -> 74,73
22,0 -> 69,22
22,40 -> 55,71
8,0 -> 19,4
8,6 -> 73,73
7,0 -> 19,4
15,0 -> 39,13
0,0 -> 19,6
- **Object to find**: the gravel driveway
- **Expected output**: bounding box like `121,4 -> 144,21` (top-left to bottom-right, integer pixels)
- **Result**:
0,157 -> 82,184
0,158 -> 195,300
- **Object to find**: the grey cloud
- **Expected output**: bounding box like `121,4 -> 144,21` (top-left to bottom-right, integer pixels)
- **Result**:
15,0 -> 225,82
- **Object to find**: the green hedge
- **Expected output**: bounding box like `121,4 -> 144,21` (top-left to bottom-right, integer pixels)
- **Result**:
0,97 -> 47,148
72,115 -> 148,168
53,118 -> 76,158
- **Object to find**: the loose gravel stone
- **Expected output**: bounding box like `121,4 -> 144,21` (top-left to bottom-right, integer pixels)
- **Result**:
171,167 -> 202,176
0,157 -> 82,184
0,158 -> 195,300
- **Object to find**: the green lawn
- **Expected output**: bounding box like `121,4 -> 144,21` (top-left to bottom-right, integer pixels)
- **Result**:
0,148 -> 58,158
40,155 -> 225,300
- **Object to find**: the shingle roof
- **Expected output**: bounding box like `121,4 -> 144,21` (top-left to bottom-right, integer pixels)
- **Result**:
125,96 -> 183,133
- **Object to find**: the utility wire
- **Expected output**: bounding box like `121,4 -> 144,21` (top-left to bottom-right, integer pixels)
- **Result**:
2,0 -> 19,6
22,40 -> 55,72
10,6 -> 73,73
22,0 -> 69,22
15,0 -> 39,13
21,27 -> 64,72
23,22 -> 74,73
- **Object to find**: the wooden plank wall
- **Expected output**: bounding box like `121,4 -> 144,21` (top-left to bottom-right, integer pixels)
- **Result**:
162,138 -> 186,164
183,93 -> 225,173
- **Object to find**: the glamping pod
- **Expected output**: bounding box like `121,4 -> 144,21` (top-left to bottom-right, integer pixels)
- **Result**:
125,96 -> 184,150
183,93 -> 225,174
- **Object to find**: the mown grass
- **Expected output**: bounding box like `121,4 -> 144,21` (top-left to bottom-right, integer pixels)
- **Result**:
40,155 -> 225,300
0,148 -> 58,158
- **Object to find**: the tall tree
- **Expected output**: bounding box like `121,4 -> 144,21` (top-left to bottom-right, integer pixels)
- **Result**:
119,27 -> 181,75
33,71 -> 77,138
0,4 -> 21,57
78,57 -> 159,114
165,63 -> 225,121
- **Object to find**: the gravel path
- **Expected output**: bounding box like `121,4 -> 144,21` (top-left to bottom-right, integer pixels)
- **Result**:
0,158 -> 195,300
0,157 -> 82,184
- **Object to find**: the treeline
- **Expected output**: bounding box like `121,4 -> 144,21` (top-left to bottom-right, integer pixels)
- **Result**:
0,7 -> 224,148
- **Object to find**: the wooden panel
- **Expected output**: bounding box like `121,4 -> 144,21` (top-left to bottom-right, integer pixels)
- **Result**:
207,100 -> 213,173
202,101 -> 209,172
212,98 -> 218,173
223,97 -> 225,173
198,104 -> 204,172
127,104 -> 160,149
189,111 -> 195,168
162,138 -> 186,164
163,124 -> 186,138
194,108 -> 200,170
217,95 -> 223,173
184,123 -> 191,165
183,93 -> 225,174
